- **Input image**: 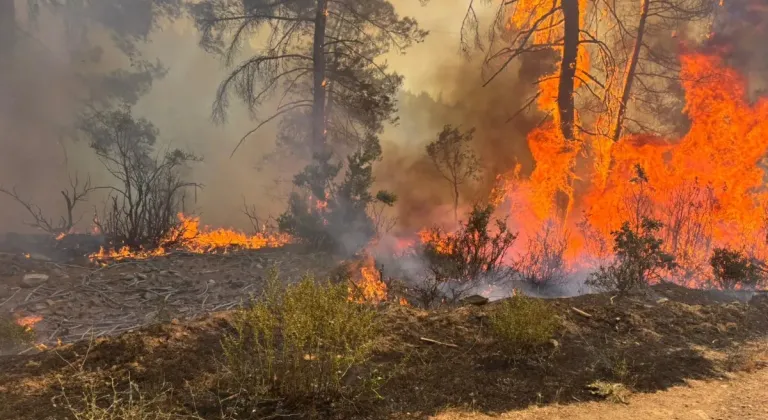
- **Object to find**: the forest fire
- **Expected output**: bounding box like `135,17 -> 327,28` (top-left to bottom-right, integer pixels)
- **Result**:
493,51 -> 768,288
89,213 -> 291,263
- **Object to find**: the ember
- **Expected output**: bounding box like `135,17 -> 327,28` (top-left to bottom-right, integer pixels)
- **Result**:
15,314 -> 42,330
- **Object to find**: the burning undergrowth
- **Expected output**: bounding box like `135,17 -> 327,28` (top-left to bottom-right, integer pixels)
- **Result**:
86,213 -> 291,264
368,51 -> 768,300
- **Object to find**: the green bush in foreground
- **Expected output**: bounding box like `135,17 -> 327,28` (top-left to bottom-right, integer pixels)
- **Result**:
489,294 -> 559,353
222,270 -> 378,406
0,316 -> 35,351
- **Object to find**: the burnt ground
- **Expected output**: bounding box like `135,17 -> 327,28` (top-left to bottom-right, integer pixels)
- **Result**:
0,245 -> 339,350
0,247 -> 767,419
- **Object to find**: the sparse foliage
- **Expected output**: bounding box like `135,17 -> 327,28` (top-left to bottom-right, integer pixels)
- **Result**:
710,247 -> 765,290
586,217 -> 676,295
194,0 -> 422,256
489,294 -> 559,354
58,377 -> 173,420
191,0 -> 427,156
661,180 -> 716,280
426,125 -> 482,221
80,107 -> 200,248
221,269 -> 377,410
417,204 -> 516,306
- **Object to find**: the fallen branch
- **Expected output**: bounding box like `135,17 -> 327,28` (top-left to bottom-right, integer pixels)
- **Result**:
419,336 -> 459,348
571,307 -> 593,318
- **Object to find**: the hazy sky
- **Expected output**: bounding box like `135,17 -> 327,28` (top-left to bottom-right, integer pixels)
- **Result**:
385,0 -> 470,95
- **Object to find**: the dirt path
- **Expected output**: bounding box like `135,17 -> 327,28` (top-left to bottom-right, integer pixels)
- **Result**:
436,369 -> 768,420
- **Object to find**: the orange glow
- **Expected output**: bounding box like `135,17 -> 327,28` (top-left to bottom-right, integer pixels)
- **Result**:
506,0 -> 591,119
488,52 -> 768,288
90,213 -> 291,263
418,228 -> 453,255
15,315 -> 42,330
348,254 -> 388,303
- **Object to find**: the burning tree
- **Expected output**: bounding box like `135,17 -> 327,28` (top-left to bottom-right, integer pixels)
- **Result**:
79,107 -> 201,249
426,125 -> 482,222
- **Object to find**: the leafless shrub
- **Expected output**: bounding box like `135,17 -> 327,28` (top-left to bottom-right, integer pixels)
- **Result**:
661,180 -> 716,280
368,198 -> 399,239
242,198 -> 280,234
622,164 -> 654,233
81,107 -> 201,248
576,214 -> 612,268
515,221 -> 569,287
0,173 -> 97,235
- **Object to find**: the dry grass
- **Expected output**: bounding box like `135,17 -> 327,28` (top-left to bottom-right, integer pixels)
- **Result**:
56,376 -> 176,420
587,380 -> 632,404
220,269 -> 378,413
0,315 -> 35,352
723,342 -> 768,373
2,279 -> 768,420
488,294 -> 559,354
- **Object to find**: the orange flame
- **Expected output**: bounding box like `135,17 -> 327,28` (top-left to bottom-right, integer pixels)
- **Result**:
15,315 -> 43,330
349,254 -> 388,304
491,52 -> 768,288
90,213 -> 291,263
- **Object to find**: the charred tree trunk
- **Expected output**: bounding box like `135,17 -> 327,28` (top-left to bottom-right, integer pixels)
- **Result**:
554,0 -> 580,222
611,0 -> 649,142
311,0 -> 329,155
453,181 -> 459,223
557,0 -> 580,142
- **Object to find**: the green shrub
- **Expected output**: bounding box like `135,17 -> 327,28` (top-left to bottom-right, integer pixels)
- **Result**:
710,247 -> 764,290
0,316 -> 35,351
489,294 -> 559,352
222,269 -> 378,407
586,217 -> 676,295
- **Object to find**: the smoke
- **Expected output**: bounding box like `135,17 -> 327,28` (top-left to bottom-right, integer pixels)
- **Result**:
0,5 -> 300,234
376,50 -> 550,234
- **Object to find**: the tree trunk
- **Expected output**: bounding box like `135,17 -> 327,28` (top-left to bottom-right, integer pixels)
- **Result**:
311,0 -> 329,155
554,0 -> 580,222
611,0 -> 649,142
453,182 -> 459,223
557,0 -> 580,142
